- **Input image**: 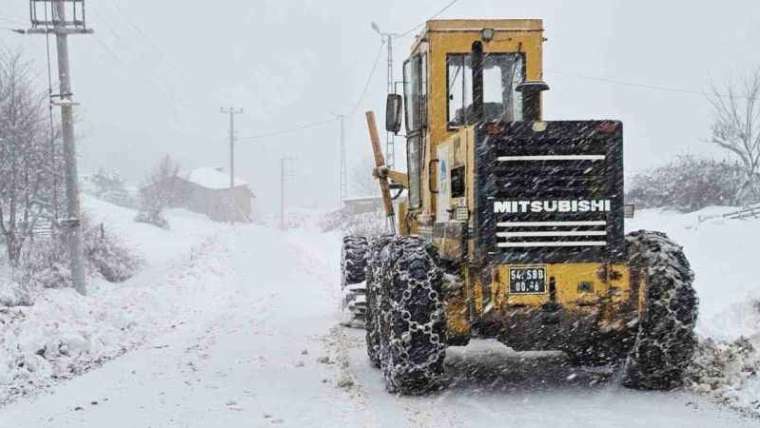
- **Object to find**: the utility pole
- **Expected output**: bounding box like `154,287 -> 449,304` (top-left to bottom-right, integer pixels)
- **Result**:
220,107 -> 243,189
280,156 -> 296,230
384,34 -> 395,170
23,0 -> 92,296
371,22 -> 396,170
336,114 -> 347,209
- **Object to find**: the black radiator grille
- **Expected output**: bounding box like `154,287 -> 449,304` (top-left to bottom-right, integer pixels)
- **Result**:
475,121 -> 625,264
495,219 -> 608,248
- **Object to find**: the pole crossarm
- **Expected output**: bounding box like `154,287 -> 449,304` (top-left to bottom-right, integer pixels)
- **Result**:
28,0 -> 90,31
22,27 -> 93,35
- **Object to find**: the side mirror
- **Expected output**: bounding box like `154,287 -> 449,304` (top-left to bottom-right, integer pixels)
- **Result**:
385,94 -> 403,134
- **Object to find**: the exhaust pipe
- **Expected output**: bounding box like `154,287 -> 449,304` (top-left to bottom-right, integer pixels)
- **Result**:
471,41 -> 484,124
516,80 -> 550,121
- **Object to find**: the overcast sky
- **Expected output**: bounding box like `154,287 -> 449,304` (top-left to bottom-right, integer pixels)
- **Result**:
2,0 -> 759,214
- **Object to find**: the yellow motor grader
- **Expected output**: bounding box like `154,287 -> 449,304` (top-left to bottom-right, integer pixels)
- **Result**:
340,19 -> 698,394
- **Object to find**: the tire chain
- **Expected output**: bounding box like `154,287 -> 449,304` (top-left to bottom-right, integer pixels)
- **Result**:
365,235 -> 393,367
341,235 -> 369,287
623,230 -> 699,390
373,236 -> 447,393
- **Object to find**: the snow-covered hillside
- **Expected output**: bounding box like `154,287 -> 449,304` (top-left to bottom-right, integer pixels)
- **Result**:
0,196 -> 231,405
0,200 -> 758,427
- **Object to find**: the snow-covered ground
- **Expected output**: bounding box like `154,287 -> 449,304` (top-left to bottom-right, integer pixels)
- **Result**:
0,201 -> 758,427
0,197 -> 230,405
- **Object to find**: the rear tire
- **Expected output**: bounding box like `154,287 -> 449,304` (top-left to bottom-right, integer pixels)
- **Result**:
622,230 -> 698,390
366,235 -> 393,368
341,235 -> 369,327
377,236 -> 447,394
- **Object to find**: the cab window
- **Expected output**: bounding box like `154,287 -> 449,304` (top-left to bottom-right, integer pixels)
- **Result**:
447,53 -> 525,127
403,54 -> 426,209
407,135 -> 422,209
403,54 -> 427,133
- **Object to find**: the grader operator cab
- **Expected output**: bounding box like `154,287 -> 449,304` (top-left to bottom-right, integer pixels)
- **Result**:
340,19 -> 698,394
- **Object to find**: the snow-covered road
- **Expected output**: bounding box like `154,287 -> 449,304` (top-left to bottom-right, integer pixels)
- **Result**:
1,224 -> 755,427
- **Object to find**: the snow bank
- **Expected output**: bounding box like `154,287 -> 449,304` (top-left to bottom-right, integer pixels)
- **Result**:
0,197 -> 232,406
689,336 -> 760,418
630,207 -> 760,418
627,206 -> 760,338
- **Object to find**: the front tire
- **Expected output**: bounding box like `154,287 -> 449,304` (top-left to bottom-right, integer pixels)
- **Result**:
622,230 -> 698,390
377,236 -> 447,394
341,235 -> 369,327
366,235 -> 393,368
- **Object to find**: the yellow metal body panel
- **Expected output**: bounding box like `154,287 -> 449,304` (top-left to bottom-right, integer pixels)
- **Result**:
407,19 -> 544,224
445,263 -> 637,339
494,263 -> 629,307
445,292 -> 470,339
396,20 -> 635,346
423,20 -> 544,152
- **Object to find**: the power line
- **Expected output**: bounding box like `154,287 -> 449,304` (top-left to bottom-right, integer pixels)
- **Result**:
88,6 -> 192,119
100,1 -> 187,80
546,70 -> 754,101
236,1 -> 449,169
0,16 -> 25,26
238,38 -> 385,143
546,70 -> 708,97
42,3 -> 59,219
396,0 -> 464,38
349,39 -> 386,115
238,118 -> 337,141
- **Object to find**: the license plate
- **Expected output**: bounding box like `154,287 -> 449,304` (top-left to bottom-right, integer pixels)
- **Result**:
509,266 -> 547,294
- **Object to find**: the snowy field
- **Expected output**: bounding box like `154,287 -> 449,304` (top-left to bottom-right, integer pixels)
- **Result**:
0,200 -> 758,427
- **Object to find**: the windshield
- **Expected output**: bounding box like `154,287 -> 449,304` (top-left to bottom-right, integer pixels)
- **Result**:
447,53 -> 524,126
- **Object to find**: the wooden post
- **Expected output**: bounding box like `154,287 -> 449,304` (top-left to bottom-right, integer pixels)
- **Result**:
365,111 -> 396,234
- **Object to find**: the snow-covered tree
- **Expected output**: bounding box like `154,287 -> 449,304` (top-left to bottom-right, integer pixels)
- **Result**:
135,155 -> 180,229
709,69 -> 760,203
90,168 -> 134,207
0,51 -> 61,266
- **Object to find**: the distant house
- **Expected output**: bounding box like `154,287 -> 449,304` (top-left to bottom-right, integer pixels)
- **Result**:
171,167 -> 255,223
342,195 -> 383,215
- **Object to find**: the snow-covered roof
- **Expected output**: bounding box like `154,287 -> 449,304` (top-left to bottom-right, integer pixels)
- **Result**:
184,167 -> 248,190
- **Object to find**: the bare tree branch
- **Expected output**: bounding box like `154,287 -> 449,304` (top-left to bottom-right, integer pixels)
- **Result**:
0,49 -> 59,265
708,68 -> 760,204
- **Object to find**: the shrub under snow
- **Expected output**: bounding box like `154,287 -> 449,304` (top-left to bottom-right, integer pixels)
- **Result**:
84,225 -> 142,283
626,156 -> 748,212
320,208 -> 387,236
16,222 -> 140,294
